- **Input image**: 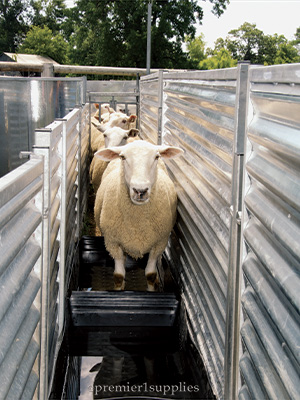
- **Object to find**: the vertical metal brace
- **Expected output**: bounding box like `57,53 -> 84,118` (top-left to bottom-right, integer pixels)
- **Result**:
42,63 -> 54,77
136,74 -> 140,131
158,70 -> 164,145
58,117 -> 67,339
33,131 -> 52,400
81,76 -> 87,105
88,94 -> 92,156
76,106 -> 82,235
225,62 -> 250,400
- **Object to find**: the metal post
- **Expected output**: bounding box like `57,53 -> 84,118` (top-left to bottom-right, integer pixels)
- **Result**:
146,1 -> 152,74
157,70 -> 164,145
224,61 -> 250,400
76,106 -> 82,235
33,139 -> 52,400
58,118 -> 67,338
136,74 -> 140,130
88,95 -> 92,156
42,63 -> 54,77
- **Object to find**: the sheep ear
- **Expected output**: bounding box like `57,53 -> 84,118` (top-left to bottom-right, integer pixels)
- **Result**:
95,147 -> 121,161
129,115 -> 137,122
159,146 -> 184,159
95,104 -> 99,109
128,128 -> 139,137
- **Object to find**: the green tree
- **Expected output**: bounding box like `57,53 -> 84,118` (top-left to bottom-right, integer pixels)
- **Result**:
68,0 -> 228,68
214,22 -> 300,65
0,0 -> 33,52
226,22 -> 265,64
199,48 -> 237,70
18,25 -> 69,63
292,27 -> 300,45
185,33 -> 206,68
274,42 -> 300,64
30,0 -> 67,34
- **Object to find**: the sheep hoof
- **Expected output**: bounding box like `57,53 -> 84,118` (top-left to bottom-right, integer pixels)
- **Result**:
114,273 -> 125,290
146,272 -> 158,292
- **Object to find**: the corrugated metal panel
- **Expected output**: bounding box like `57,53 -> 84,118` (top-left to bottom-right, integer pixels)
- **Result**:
33,120 -> 63,398
59,109 -> 81,317
79,103 -> 90,224
240,64 -> 300,400
0,77 -> 86,177
161,69 -> 238,399
33,107 -> 86,398
140,71 -> 163,143
0,157 -> 43,400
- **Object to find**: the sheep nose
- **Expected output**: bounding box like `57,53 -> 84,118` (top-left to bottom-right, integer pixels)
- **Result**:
133,187 -> 148,200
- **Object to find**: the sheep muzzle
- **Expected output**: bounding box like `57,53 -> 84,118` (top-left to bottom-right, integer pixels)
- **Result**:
131,187 -> 150,204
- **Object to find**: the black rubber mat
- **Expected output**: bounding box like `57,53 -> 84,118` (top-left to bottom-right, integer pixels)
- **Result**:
70,291 -> 179,327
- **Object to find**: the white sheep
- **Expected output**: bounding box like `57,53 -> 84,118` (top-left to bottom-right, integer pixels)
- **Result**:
91,113 -> 137,154
90,117 -> 105,153
94,140 -> 183,291
90,127 -> 139,193
94,103 -> 115,120
98,113 -> 137,131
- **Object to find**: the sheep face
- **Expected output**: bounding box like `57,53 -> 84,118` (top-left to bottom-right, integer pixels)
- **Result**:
102,127 -> 139,148
98,113 -> 137,131
95,141 -> 183,206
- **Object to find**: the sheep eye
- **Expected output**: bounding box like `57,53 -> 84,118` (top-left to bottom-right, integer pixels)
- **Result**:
122,119 -> 127,124
120,154 -> 126,160
155,154 -> 160,160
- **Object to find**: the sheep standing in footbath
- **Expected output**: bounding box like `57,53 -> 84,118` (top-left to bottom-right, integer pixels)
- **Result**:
90,126 -> 139,193
94,140 -> 184,291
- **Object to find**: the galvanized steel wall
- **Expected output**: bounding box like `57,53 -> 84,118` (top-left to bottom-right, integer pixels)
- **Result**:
140,71 -> 163,143
158,69 -> 238,400
0,77 -> 86,177
140,64 -> 300,400
239,64 -> 300,400
0,157 -> 44,399
0,103 -> 88,399
33,107 -> 87,397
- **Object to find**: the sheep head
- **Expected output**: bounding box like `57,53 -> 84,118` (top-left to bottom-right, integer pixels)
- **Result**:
95,140 -> 183,205
101,127 -> 139,148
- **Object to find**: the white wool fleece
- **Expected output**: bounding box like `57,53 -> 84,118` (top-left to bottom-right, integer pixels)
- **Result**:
94,158 -> 177,260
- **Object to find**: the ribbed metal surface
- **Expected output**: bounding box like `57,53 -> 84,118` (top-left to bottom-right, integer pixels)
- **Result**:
33,120 -> 63,398
140,71 -> 162,143
0,157 -> 43,400
33,107 -> 86,397
239,64 -> 300,400
140,69 -> 238,399
0,76 -> 86,177
79,103 -> 90,228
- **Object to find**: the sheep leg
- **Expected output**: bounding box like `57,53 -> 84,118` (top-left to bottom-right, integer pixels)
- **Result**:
145,250 -> 159,291
113,247 -> 126,290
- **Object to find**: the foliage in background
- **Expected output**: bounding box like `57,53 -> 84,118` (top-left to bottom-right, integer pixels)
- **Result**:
18,26 -> 69,63
1,0 -> 299,70
187,22 -> 300,69
0,0 -> 33,52
69,0 -> 208,69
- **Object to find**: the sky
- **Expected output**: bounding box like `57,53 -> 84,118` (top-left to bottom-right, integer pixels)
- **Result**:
198,0 -> 300,48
